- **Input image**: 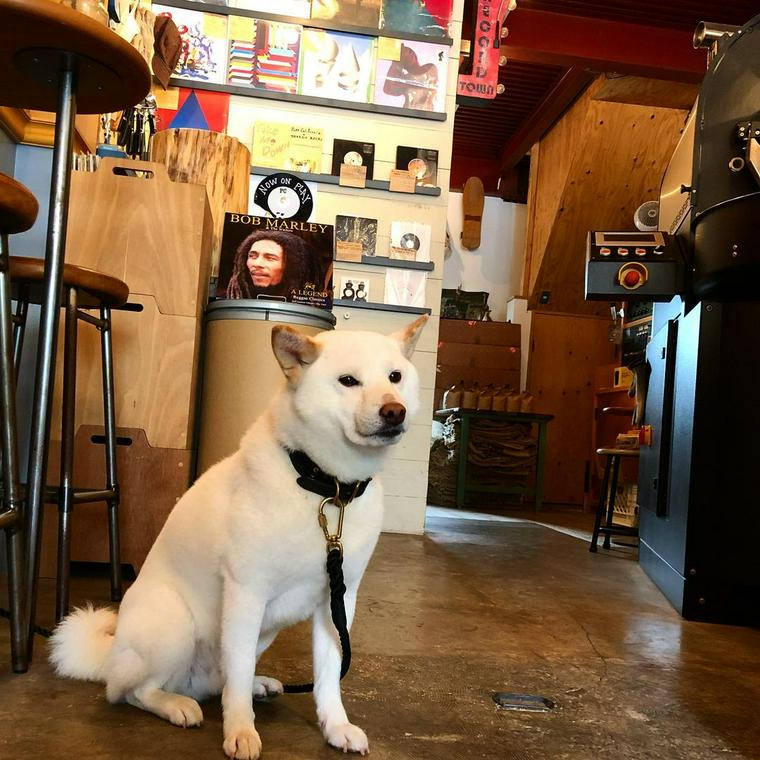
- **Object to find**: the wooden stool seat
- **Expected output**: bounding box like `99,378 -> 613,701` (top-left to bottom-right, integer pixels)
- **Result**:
0,0 -> 150,114
0,174 -> 39,235
10,257 -> 129,308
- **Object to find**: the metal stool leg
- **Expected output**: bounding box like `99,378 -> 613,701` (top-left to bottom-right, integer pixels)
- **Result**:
0,233 -> 27,672
25,52 -> 78,660
100,305 -> 121,602
590,455 -> 611,553
12,285 -> 29,383
603,455 -> 621,550
56,286 -> 78,622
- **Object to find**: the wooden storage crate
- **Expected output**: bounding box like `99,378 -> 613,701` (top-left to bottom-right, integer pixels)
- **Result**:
40,159 -> 212,574
435,319 -> 521,410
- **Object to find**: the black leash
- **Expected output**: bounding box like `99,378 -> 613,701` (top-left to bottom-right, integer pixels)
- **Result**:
282,450 -> 370,694
282,548 -> 350,693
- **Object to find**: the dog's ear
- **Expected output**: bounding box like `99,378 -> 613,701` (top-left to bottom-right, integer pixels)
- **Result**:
271,325 -> 321,385
391,315 -> 428,359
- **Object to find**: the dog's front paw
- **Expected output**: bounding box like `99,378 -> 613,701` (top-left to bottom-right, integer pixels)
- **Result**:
223,725 -> 262,760
165,695 -> 204,727
253,675 -> 283,700
323,722 -> 369,755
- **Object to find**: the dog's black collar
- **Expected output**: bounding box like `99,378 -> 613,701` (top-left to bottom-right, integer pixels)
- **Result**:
288,449 -> 371,502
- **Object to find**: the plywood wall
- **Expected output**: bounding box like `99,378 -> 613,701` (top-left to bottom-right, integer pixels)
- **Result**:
522,76 -> 692,505
528,313 -> 618,505
522,77 -> 689,316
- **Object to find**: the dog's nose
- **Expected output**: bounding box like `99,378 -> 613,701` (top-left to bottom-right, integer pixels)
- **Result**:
379,402 -> 406,426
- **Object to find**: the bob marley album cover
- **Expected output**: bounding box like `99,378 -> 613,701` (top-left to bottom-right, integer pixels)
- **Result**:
217,213 -> 334,309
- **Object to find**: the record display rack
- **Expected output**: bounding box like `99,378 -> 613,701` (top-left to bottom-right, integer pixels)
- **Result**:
250,166 -> 442,196
333,299 -> 432,315
360,256 -> 435,271
158,0 -> 455,46
171,78 -> 447,123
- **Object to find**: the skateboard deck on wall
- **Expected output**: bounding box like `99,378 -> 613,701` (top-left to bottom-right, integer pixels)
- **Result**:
462,176 -> 485,250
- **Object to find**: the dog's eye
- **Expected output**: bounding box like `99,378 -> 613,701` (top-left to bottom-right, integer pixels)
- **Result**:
389,370 -> 402,384
338,375 -> 361,387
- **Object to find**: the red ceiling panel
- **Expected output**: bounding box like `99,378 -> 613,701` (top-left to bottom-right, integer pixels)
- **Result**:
453,60 -> 565,158
517,0 -> 757,30
451,0 -> 759,193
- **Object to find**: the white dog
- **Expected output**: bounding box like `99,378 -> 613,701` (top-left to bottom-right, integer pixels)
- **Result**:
50,316 -> 427,759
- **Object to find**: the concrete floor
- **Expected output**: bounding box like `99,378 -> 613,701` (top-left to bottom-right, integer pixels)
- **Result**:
1,508 -> 760,759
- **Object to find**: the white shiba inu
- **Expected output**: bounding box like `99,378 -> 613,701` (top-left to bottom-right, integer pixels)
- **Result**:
49,316 -> 427,759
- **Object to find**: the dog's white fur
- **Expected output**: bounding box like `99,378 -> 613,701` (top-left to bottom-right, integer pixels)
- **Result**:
49,317 -> 426,759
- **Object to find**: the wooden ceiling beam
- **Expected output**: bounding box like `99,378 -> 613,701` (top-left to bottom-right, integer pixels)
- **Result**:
497,67 -> 595,172
504,7 -> 707,83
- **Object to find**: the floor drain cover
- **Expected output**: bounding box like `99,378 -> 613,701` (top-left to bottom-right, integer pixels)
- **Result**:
492,692 -> 556,712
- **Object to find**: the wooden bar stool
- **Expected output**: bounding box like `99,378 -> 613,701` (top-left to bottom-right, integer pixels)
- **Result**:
589,447 -> 640,552
0,0 -> 150,662
0,175 -> 39,672
10,257 -> 129,622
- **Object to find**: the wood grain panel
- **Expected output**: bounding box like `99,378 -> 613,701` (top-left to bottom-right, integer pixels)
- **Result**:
527,312 -> 618,505
151,129 -> 250,277
593,75 -> 699,111
529,98 -> 687,316
41,427 -> 192,576
49,294 -> 202,451
64,158 -> 213,318
522,81 -> 599,296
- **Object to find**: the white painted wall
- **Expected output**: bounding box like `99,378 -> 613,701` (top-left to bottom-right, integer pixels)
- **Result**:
444,192 -> 527,322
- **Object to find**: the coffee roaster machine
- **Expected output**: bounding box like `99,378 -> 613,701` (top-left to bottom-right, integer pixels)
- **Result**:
585,14 -> 760,623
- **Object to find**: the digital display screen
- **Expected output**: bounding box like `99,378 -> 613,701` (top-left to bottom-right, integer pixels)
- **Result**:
602,233 -> 658,242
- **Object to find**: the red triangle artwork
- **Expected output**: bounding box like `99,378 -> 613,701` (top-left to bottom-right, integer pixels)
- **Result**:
155,87 -> 231,133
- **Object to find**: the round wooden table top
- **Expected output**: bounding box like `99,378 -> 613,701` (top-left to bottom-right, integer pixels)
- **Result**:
0,0 -> 151,114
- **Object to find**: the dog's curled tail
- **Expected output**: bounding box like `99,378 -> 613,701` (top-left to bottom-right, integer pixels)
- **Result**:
49,604 -> 117,682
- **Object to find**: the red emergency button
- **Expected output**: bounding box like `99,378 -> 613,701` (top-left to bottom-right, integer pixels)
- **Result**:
618,262 -> 648,290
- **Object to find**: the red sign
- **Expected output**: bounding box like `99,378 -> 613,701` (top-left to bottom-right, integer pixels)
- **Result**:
457,0 -> 514,101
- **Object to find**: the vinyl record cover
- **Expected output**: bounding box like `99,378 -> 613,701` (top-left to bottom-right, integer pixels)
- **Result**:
229,0 -> 311,17
389,221 -> 431,261
251,121 -> 324,173
254,21 -> 302,93
384,269 -> 426,308
217,213 -> 334,309
299,30 -> 375,103
153,5 -> 229,85
339,276 -> 371,302
311,0 -> 382,28
331,139 -> 375,179
380,0 -> 453,37
395,145 -> 438,187
374,38 -> 448,112
335,214 -> 378,260
226,16 -> 257,86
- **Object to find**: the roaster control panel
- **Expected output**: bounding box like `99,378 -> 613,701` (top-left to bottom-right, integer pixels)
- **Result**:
585,231 -> 685,301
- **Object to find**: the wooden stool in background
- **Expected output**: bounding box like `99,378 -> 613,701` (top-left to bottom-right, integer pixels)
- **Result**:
10,257 -> 129,621
590,447 -> 640,552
